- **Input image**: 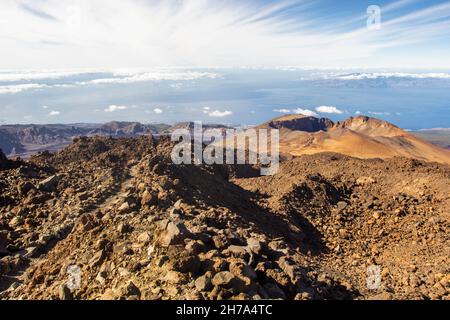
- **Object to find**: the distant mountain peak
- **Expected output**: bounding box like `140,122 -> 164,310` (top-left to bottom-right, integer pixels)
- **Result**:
250,113 -> 450,165
334,115 -> 405,137
336,115 -> 396,128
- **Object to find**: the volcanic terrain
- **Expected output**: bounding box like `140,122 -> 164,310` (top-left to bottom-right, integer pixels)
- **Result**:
0,115 -> 449,300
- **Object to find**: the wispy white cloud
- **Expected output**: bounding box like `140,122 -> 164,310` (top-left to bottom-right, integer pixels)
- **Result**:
0,71 -> 89,82
48,110 -> 60,116
203,108 -> 233,117
335,72 -> 450,80
0,83 -> 47,94
104,105 -> 128,112
1,0 -> 449,69
153,108 -> 163,114
273,109 -> 292,114
316,106 -> 344,114
369,111 -> 391,116
293,108 -> 318,117
170,83 -> 184,89
19,3 -> 59,22
274,108 -> 319,117
85,71 -> 220,85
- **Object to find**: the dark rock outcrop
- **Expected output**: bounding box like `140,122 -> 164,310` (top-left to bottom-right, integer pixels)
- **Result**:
0,149 -> 9,169
263,115 -> 334,132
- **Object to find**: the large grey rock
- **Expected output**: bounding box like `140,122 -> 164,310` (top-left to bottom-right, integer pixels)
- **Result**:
38,175 -> 61,192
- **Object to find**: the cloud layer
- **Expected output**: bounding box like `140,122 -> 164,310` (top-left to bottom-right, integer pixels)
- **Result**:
0,83 -> 47,94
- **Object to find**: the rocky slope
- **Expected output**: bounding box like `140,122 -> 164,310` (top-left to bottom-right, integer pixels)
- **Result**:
0,137 -> 448,300
0,130 -> 24,156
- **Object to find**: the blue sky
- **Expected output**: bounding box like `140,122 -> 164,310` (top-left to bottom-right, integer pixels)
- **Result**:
1,0 -> 450,68
0,0 -> 450,128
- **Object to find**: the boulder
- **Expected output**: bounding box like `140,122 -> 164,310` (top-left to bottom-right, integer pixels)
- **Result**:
38,175 -> 61,192
229,261 -> 257,281
247,238 -> 264,255
89,249 -> 106,268
173,199 -> 183,210
120,281 -> 141,298
96,271 -> 107,285
163,271 -> 184,284
137,232 -> 151,244
223,245 -> 249,260
185,240 -> 206,254
9,216 -> 23,228
211,271 -> 247,293
141,190 -> 155,206
17,181 -> 35,195
336,201 -> 348,211
277,256 -> 299,282
118,201 -> 130,213
166,246 -> 201,274
212,271 -> 237,288
117,222 -> 132,234
195,273 -> 213,291
161,222 -> 191,247
212,235 -> 228,250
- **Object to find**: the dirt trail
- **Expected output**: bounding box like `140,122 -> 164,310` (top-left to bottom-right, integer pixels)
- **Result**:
0,163 -> 139,296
